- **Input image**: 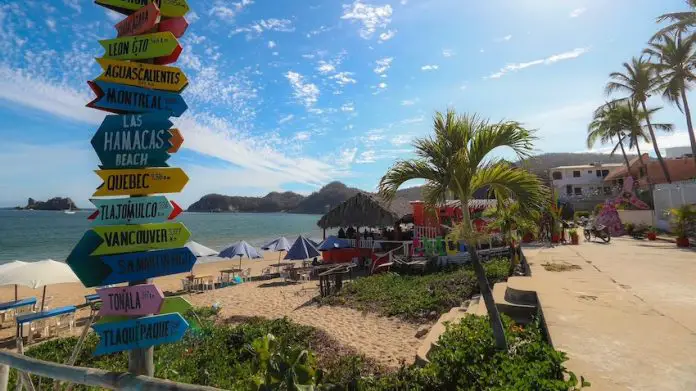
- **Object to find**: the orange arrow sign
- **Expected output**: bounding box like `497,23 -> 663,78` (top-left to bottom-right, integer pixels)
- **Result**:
168,129 -> 183,153
115,2 -> 160,37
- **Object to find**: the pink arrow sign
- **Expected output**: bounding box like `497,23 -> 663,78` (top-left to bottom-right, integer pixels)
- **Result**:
97,284 -> 164,316
159,17 -> 189,38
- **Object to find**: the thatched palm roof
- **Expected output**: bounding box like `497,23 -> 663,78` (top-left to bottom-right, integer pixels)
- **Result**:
317,192 -> 412,229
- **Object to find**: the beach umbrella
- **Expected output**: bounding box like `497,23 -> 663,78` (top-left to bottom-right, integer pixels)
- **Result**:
0,260 -> 80,311
219,241 -> 263,269
0,261 -> 27,300
186,241 -> 219,257
317,236 -> 351,251
285,235 -> 320,261
262,237 -> 292,272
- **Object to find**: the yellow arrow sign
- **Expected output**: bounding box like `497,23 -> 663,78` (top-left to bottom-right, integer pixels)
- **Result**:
91,222 -> 191,256
95,58 -> 188,93
95,0 -> 189,18
93,168 -> 189,196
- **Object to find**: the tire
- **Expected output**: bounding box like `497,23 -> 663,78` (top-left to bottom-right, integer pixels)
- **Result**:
600,231 -> 611,243
584,229 -> 591,241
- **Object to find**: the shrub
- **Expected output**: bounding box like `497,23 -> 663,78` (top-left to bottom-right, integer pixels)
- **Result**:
573,211 -> 590,222
593,204 -> 604,216
623,222 -> 635,234
321,257 -> 512,321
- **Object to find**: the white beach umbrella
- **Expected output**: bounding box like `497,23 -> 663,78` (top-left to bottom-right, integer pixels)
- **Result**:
186,241 -> 219,257
0,261 -> 27,300
0,260 -> 80,311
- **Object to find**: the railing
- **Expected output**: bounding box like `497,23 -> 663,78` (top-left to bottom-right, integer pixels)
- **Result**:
0,351 -> 224,391
370,244 -> 405,274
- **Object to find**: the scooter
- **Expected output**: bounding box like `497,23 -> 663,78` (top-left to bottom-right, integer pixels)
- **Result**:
583,222 -> 611,243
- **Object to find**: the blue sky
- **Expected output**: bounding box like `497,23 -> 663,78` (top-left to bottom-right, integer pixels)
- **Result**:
0,0 -> 693,208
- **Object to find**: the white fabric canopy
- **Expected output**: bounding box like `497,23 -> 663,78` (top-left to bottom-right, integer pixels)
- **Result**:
0,259 -> 80,289
0,260 -> 27,273
185,241 -> 219,257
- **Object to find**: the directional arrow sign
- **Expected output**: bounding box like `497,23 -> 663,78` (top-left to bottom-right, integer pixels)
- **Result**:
96,0 -> 190,18
93,168 -> 189,196
92,313 -> 189,356
168,129 -> 183,153
91,114 -> 176,169
100,31 -> 181,64
159,17 -> 188,38
115,2 -> 160,37
90,222 -> 190,256
97,284 -> 164,316
95,58 -> 188,93
87,81 -> 187,117
67,239 -> 196,288
99,297 -> 196,328
89,196 -> 182,226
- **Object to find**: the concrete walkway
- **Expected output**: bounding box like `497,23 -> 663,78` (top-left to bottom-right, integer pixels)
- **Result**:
524,237 -> 696,391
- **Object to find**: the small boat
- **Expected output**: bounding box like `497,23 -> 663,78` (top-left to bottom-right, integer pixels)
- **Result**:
64,205 -> 76,215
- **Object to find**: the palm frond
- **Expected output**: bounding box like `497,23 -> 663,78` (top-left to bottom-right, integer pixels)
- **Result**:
468,119 -> 536,167
469,162 -> 548,212
378,159 -> 441,201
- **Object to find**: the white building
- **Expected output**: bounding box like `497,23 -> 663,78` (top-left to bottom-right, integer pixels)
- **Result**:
549,163 -> 624,199
665,146 -> 692,158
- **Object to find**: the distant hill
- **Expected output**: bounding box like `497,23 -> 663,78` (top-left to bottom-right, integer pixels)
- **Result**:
16,197 -> 78,211
187,153 -> 627,213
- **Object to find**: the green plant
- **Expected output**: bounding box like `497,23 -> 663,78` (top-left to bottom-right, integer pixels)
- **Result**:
593,203 -> 604,216
484,201 -> 540,244
568,228 -> 579,239
573,211 -> 590,222
378,110 -> 549,351
648,226 -> 658,234
321,258 -> 512,322
670,204 -> 696,238
246,334 -> 319,390
624,222 -> 635,234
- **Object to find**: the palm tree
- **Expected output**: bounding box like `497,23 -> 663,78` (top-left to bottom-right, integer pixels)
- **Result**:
645,32 -> 696,166
378,110 -> 548,351
606,57 -> 673,183
484,201 -> 540,243
587,101 -> 633,170
653,0 -> 696,39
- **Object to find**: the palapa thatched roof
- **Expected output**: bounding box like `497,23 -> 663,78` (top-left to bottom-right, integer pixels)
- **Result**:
317,192 -> 412,229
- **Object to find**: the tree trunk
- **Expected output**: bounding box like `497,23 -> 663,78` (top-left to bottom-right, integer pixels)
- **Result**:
641,100 -> 672,183
680,86 -> 696,167
461,203 -> 508,351
617,134 -> 631,171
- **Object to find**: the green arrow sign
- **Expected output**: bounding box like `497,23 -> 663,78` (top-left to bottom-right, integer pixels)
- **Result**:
100,32 -> 181,64
91,222 -> 190,256
99,297 -> 198,329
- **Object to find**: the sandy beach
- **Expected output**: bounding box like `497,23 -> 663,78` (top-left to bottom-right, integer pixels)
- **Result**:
0,254 -> 421,368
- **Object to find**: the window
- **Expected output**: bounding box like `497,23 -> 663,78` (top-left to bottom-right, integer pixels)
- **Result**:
596,170 -> 602,177
604,187 -> 612,195
573,171 -> 581,177
552,171 -> 562,180
574,187 -> 582,196
601,170 -> 609,177
588,170 -> 593,174
566,185 -> 573,195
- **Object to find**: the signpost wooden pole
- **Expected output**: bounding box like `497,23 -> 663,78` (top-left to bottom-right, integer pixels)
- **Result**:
127,279 -> 154,376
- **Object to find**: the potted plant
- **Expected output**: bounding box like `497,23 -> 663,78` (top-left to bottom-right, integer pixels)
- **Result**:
670,205 -> 695,248
646,226 -> 657,241
568,228 -> 579,245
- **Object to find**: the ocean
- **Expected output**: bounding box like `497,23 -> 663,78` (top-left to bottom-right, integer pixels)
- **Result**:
0,210 -> 328,264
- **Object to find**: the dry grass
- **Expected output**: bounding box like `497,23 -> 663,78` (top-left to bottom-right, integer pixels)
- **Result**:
541,262 -> 582,272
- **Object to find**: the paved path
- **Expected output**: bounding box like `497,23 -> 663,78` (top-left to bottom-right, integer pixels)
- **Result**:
524,237 -> 696,391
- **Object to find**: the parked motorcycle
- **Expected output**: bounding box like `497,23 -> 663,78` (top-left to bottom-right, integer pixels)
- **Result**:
584,222 -> 611,243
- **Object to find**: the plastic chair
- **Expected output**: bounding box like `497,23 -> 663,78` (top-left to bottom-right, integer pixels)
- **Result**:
241,268 -> 252,282
181,278 -> 192,292
203,276 -> 215,291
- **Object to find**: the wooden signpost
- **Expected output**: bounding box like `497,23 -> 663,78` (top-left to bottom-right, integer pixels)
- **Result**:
95,58 -> 188,92
97,284 -> 164,316
98,297 -> 194,326
68,0 -> 192,375
87,80 -> 188,116
93,167 -> 189,196
89,196 -> 183,225
92,313 -> 189,356
95,0 -> 190,18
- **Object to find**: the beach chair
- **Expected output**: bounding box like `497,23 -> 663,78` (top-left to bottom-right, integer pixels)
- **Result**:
181,278 -> 192,292
241,268 -> 252,282
202,276 -> 215,291
261,267 -> 273,279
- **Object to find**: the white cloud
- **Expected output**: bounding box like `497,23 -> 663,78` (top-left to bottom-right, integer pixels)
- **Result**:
341,102 -> 355,112
341,1 -> 393,39
421,64 -> 439,71
105,9 -> 123,22
401,99 -> 418,106
442,49 -> 455,58
460,84 -> 468,91
373,57 -> 393,75
232,18 -> 294,37
337,147 -> 358,166
331,72 -> 357,86
400,0 -> 408,4
209,0 -> 254,21
63,0 -> 81,13
487,47 -> 590,79
278,114 -> 294,124
401,115 -> 424,124
503,34 -> 512,41
480,48 -> 485,53
379,29 -> 396,42
391,134 -> 414,146
377,82 -> 387,89
570,8 -> 587,18
355,150 -> 376,164
187,11 -> 200,23
285,71 -> 320,107
45,18 -> 56,32
317,61 -> 336,74
294,131 -> 311,141
268,40 -> 276,48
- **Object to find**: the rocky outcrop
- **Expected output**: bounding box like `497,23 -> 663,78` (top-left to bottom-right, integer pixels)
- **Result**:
187,192 -> 305,213
22,197 -> 78,211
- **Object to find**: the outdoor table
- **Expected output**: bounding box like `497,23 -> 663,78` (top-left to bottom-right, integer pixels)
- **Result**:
84,293 -> 101,305
219,268 -> 242,283
0,297 -> 37,325
187,274 -> 214,291
16,305 -> 76,343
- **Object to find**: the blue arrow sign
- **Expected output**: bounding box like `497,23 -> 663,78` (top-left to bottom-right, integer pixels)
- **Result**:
87,80 -> 188,117
91,114 -> 175,169
92,313 -> 189,355
66,229 -> 196,287
89,196 -> 183,226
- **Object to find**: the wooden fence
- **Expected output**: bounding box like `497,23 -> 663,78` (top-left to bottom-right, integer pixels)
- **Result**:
0,351 -> 225,391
